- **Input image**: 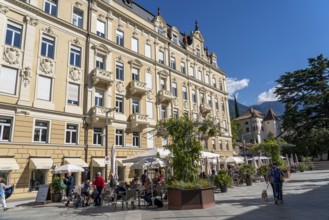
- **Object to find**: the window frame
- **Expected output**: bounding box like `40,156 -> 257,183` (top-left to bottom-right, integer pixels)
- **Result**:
5,21 -> 22,48
132,97 -> 140,114
93,127 -> 103,145
161,104 -> 167,119
182,86 -> 187,100
65,123 -> 78,144
69,45 -> 81,67
36,75 -> 52,101
145,44 -> 151,58
170,57 -> 176,69
132,132 -> 140,147
132,68 -> 139,81
158,51 -> 164,64
33,120 -> 49,143
96,20 -> 105,38
116,62 -> 124,81
172,82 -> 177,97
41,35 -> 55,59
0,117 -> 12,142
44,0 -> 58,17
94,89 -> 104,106
131,37 -> 138,53
67,83 -> 80,106
181,62 -> 186,74
116,29 -> 124,46
0,66 -> 18,95
115,129 -> 124,147
116,96 -> 124,113
72,7 -> 83,28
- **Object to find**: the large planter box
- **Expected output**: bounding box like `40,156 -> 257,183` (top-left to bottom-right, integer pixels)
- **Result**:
168,188 -> 215,210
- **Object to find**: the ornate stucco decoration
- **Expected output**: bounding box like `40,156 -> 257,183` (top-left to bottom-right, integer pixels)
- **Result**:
132,26 -> 138,37
107,11 -> 114,21
115,81 -> 125,94
69,67 -> 82,82
44,26 -> 55,36
21,67 -> 32,87
0,5 -> 9,14
173,99 -> 178,107
146,90 -> 153,101
75,1 -> 83,9
72,38 -> 81,45
40,58 -> 54,75
24,16 -> 39,26
193,103 -> 198,112
128,59 -> 143,68
183,101 -> 188,110
3,47 -> 20,65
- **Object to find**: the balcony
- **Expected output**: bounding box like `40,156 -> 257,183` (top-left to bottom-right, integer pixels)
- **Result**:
129,80 -> 148,96
92,68 -> 113,86
200,103 -> 212,114
158,89 -> 175,103
91,106 -> 114,124
129,113 -> 149,129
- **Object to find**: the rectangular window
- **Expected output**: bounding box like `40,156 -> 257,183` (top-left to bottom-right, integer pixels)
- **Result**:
34,121 -> 48,142
146,101 -> 153,119
131,37 -> 138,53
37,75 -> 52,101
160,78 -> 166,90
212,140 -> 216,150
96,55 -> 104,69
172,34 -> 178,44
116,96 -> 124,113
219,140 -> 223,150
219,80 -> 223,91
5,21 -> 22,48
208,95 -> 212,106
0,118 -> 12,141
115,129 -> 124,146
132,98 -> 139,114
172,83 -> 177,97
116,62 -> 124,80
205,74 -> 210,84
226,141 -> 229,151
192,90 -> 196,103
116,30 -> 124,46
0,66 -> 17,95
145,44 -> 151,58
170,57 -> 176,69
213,58 -> 217,67
196,48 -> 200,57
200,93 -> 205,104
70,46 -> 81,67
67,83 -> 79,105
173,108 -> 178,119
189,66 -> 194,77
221,100 -> 225,112
96,20 -> 105,37
215,99 -> 219,110
161,104 -> 167,119
94,89 -> 103,106
41,36 -> 55,59
158,51 -> 164,64
145,72 -> 153,89
132,68 -> 139,81
66,124 -> 78,144
72,8 -> 83,28
204,139 -> 208,150
213,78 -> 216,88
182,86 -> 187,100
133,132 -> 140,147
181,62 -> 186,74
93,127 -> 102,145
198,70 -> 202,81
44,0 -> 57,16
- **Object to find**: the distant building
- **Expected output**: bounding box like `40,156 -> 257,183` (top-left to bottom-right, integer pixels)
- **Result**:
235,108 -> 282,145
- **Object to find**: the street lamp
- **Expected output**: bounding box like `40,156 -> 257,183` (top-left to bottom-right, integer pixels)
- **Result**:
105,107 -> 117,182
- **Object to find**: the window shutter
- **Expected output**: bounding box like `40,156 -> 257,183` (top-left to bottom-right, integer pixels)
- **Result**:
145,44 -> 151,58
158,51 -> 164,61
68,83 -> 79,103
132,38 -> 138,52
97,20 -> 105,34
146,101 -> 153,119
145,72 -> 152,89
37,76 -> 52,100
0,67 -> 17,94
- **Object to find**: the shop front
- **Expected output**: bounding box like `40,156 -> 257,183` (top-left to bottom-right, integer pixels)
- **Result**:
0,157 -> 19,185
63,157 -> 88,186
29,157 -> 54,191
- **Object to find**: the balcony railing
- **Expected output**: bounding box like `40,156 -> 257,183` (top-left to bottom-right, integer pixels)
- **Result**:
91,106 -> 114,124
200,103 -> 212,114
92,68 -> 113,86
129,80 -> 148,96
158,89 -> 175,102
130,113 -> 149,128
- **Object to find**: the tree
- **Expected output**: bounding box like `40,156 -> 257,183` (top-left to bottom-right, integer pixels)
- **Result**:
234,95 -> 240,118
231,118 -> 242,142
275,54 -> 329,156
252,136 -> 286,165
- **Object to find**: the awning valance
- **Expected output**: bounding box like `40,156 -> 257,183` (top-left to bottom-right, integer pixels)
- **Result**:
0,158 -> 19,171
64,158 -> 88,167
29,158 -> 53,170
91,158 -> 105,168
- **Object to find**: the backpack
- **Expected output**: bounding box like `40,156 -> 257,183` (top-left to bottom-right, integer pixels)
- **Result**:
273,168 -> 282,182
154,198 -> 163,208
0,186 -> 3,198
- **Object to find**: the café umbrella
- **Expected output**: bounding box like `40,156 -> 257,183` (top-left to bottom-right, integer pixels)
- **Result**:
54,164 -> 84,173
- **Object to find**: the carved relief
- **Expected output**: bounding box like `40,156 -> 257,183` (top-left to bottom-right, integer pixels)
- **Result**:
116,81 -> 125,94
44,26 -> 55,36
3,47 -> 20,65
73,38 -> 80,45
107,11 -> 114,20
173,99 -> 178,107
24,16 -> 39,26
0,5 -> 9,14
146,90 -> 153,101
69,67 -> 82,82
75,1 -> 82,9
39,58 -> 54,75
21,67 -> 32,87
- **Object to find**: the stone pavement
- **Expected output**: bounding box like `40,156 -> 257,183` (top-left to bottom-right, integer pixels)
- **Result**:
1,170 -> 329,220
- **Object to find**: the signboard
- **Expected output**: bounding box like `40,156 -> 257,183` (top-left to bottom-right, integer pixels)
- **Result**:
104,156 -> 109,165
34,184 -> 50,205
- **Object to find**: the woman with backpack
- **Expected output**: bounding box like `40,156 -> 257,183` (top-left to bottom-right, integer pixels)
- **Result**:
271,162 -> 284,204
0,178 -> 12,211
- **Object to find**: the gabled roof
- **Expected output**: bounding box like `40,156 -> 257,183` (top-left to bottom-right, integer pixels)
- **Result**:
235,108 -> 264,120
263,108 -> 279,121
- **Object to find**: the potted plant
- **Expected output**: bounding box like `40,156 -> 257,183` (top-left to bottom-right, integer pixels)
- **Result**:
298,162 -> 307,172
158,116 -> 218,210
239,164 -> 255,186
214,171 -> 232,193
51,176 -> 66,202
258,165 -> 269,180
280,163 -> 290,178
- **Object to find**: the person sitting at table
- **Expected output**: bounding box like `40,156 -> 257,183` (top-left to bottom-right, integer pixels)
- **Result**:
157,174 -> 165,184
142,178 -> 153,206
130,176 -> 140,189
115,182 -> 126,200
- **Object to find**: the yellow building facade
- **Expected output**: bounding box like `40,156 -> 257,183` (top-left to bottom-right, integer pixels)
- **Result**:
0,0 -> 232,199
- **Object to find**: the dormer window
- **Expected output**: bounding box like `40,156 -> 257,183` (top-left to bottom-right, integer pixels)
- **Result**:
172,34 -> 178,44
212,58 -> 217,67
156,26 -> 163,35
196,48 -> 201,58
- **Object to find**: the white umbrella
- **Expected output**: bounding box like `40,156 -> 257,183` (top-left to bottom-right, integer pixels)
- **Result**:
251,156 -> 258,169
257,156 -> 263,168
201,151 -> 219,159
111,144 -> 117,178
54,164 -> 84,173
224,156 -> 245,164
123,148 -> 170,163
130,157 -> 168,170
216,157 -> 220,173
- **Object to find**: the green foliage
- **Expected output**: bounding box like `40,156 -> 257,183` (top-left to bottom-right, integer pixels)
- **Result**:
231,118 -> 243,142
158,116 -> 217,184
165,178 -> 212,190
239,164 -> 256,177
279,163 -> 289,172
214,173 -> 232,187
253,137 -> 286,165
51,176 -> 66,194
298,162 -> 307,171
258,165 -> 269,177
275,54 -> 329,156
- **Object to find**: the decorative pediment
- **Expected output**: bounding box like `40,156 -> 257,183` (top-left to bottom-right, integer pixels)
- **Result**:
44,26 -> 55,36
158,70 -> 169,77
153,16 -> 167,29
199,86 -> 207,93
92,43 -> 110,54
193,31 -> 205,43
72,38 -> 81,45
128,59 -> 142,67
75,1 -> 83,9
98,14 -> 106,22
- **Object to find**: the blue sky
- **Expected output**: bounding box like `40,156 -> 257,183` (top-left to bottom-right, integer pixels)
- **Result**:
136,0 -> 329,106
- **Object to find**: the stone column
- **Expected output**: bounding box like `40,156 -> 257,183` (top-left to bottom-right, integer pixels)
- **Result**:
17,16 -> 39,106
0,5 -> 9,54
106,11 -> 113,41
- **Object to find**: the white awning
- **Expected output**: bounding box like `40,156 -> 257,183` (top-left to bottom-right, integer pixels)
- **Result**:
29,158 -> 54,170
0,158 -> 19,171
64,158 -> 88,167
92,158 -> 105,168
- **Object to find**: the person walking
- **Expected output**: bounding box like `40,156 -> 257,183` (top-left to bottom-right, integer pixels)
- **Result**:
0,178 -> 12,211
93,172 -> 105,206
267,163 -> 276,199
272,162 -> 284,204
64,173 -> 74,207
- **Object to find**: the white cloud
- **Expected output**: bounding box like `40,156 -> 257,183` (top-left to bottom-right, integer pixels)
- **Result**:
226,77 -> 250,98
257,87 -> 278,104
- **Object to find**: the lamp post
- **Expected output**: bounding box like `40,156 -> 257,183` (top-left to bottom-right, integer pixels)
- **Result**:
105,107 -> 117,182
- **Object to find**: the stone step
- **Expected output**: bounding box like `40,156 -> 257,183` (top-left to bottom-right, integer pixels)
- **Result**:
312,161 -> 329,170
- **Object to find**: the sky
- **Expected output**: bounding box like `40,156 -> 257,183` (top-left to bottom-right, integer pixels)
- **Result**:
136,0 -> 329,106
